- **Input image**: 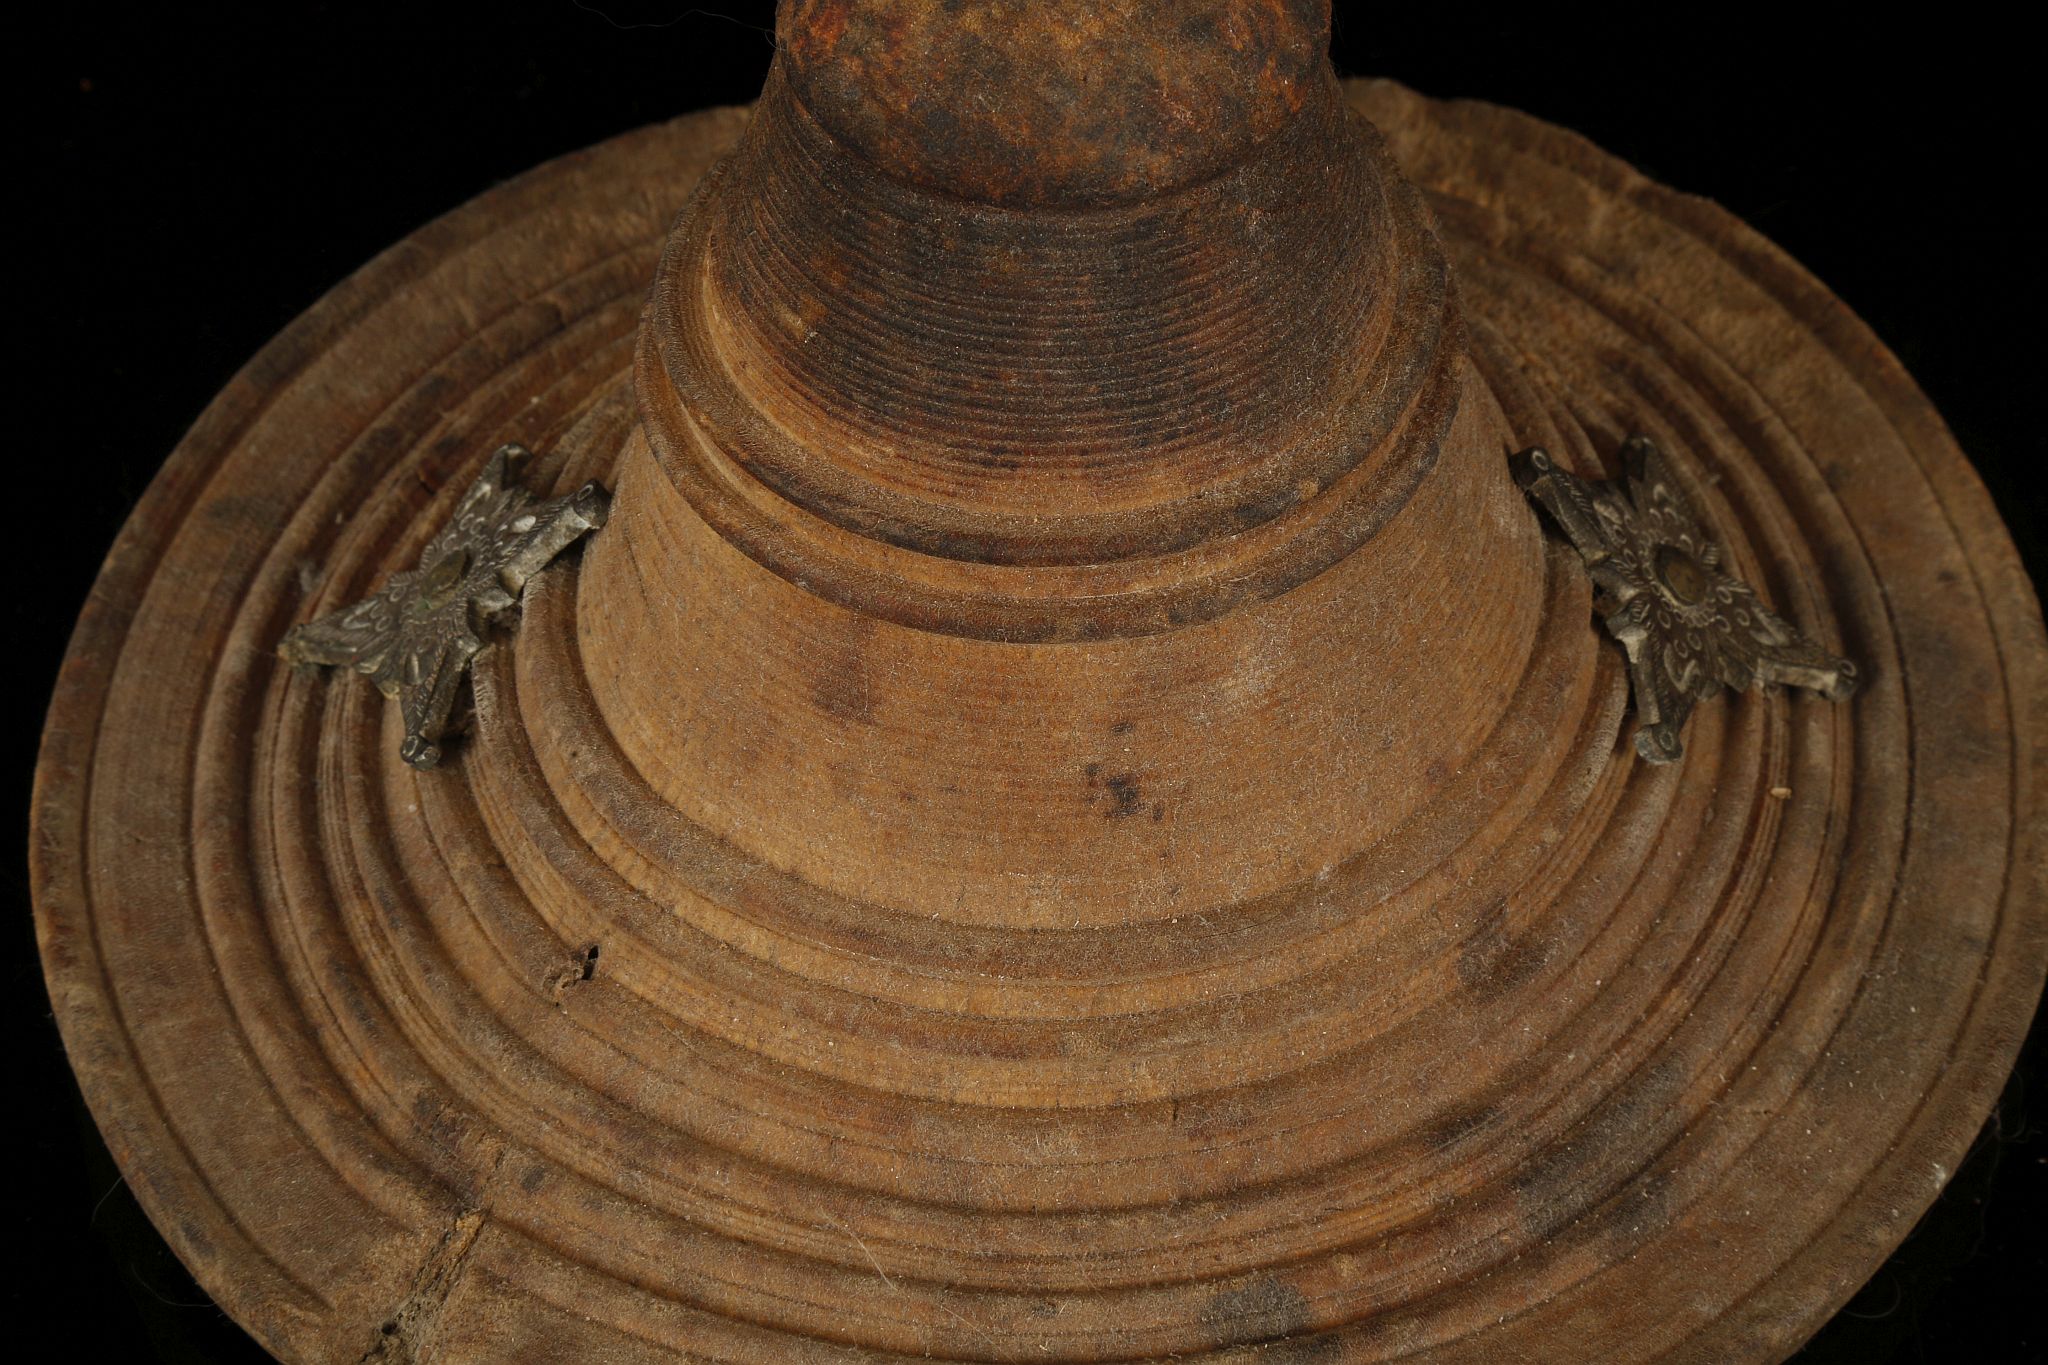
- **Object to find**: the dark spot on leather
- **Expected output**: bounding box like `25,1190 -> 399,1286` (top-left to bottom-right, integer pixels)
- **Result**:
1457,899 -> 1549,1001
1228,481 -> 1301,531
177,1218 -> 216,1260
807,620 -> 877,724
1082,763 -> 1147,818
1103,773 -> 1144,818
1511,1056 -> 1689,1243
1200,1276 -> 1336,1357
1419,1102 -> 1499,1153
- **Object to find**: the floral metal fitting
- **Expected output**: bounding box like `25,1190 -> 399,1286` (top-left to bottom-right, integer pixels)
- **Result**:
1512,435 -> 1857,763
278,443 -> 610,768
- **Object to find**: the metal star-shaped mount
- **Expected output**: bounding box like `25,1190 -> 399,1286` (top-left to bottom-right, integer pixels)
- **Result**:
1512,435 -> 1857,764
279,443 -> 610,769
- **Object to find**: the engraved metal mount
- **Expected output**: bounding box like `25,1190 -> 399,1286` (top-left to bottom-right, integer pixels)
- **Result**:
1512,435 -> 1857,764
278,443 -> 611,769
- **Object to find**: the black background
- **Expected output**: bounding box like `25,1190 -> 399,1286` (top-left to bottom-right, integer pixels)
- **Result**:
20,3 -> 2043,1360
